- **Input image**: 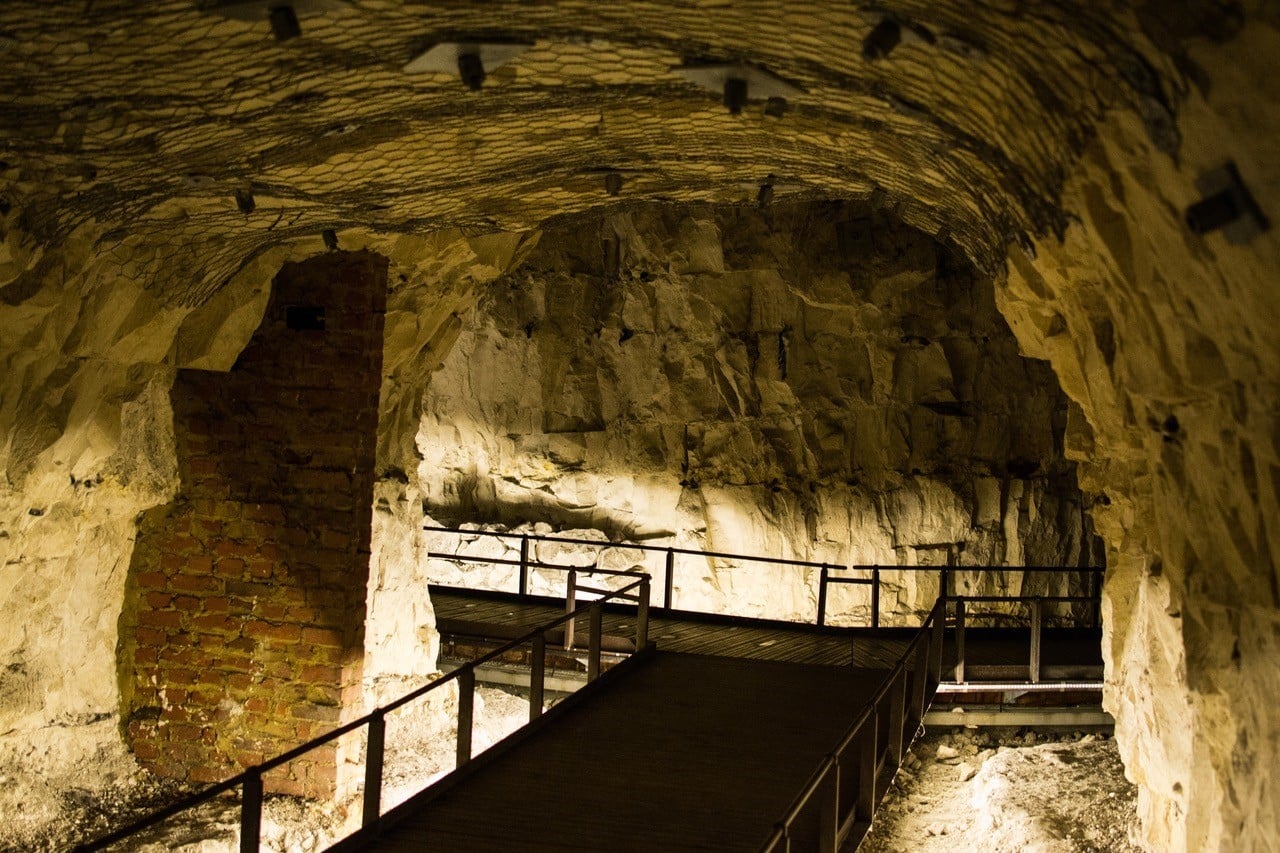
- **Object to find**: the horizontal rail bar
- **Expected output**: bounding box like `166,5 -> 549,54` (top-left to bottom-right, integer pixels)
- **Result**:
426,552 -> 653,578
936,680 -> 1105,693
425,525 -> 1102,574
823,576 -> 875,586
948,595 -> 1098,603
779,755 -> 836,826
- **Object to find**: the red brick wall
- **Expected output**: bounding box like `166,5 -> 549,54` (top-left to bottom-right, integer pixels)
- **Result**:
120,251 -> 387,796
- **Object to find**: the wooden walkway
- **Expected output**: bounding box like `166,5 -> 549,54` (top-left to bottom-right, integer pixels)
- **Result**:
432,586 -> 913,668
339,651 -> 894,852
431,587 -> 1103,678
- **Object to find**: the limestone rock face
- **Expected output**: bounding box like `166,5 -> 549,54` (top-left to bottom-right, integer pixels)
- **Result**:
0,2 -> 1274,849
414,205 -> 1095,623
999,24 -> 1280,849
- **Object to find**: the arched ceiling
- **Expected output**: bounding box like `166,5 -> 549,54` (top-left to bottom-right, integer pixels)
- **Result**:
0,0 -> 1211,307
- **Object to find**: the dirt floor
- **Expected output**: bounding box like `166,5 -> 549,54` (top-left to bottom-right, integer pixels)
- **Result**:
860,728 -> 1143,853
3,684 -> 532,853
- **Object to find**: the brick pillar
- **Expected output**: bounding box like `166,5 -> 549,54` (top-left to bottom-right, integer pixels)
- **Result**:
120,251 -> 386,796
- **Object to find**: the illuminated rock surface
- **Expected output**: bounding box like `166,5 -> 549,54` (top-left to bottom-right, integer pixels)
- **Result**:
0,2 -> 1275,850
416,204 -> 1097,622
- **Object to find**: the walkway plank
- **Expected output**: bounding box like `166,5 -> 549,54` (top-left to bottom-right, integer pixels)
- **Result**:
355,652 -> 887,852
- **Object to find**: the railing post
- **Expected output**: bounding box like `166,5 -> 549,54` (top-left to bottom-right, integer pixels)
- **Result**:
518,534 -> 530,596
911,639 -> 929,722
819,759 -> 839,853
636,577 -> 650,649
362,711 -> 385,827
565,568 -> 577,651
817,564 -> 829,627
240,770 -> 262,853
664,548 -> 675,609
530,632 -> 546,722
871,567 -> 881,629
1030,597 -> 1043,684
457,668 -> 475,768
888,668 -> 906,765
954,596 -> 966,683
856,715 -> 877,820
928,602 -> 944,685
940,567 -> 949,599
588,602 -> 603,682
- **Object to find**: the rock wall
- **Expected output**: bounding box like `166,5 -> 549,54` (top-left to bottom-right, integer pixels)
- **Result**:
414,204 -> 1097,623
0,3 -> 1275,848
998,20 -> 1280,849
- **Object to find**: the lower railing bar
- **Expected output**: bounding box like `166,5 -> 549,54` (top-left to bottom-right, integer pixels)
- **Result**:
529,633 -> 546,722
572,584 -> 637,598
821,576 -> 874,585
936,680 -> 1104,693
456,668 -> 475,768
956,594 -> 1097,603
240,770 -> 262,853
588,603 -> 603,682
362,711 -> 385,828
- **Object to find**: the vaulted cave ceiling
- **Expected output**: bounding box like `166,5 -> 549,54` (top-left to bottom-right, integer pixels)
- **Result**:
0,0 -> 1235,308
1,3 -> 1278,852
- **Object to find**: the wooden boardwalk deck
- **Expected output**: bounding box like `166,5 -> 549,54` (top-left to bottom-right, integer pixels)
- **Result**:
341,651 -> 893,852
431,586 -> 1103,678
432,586 -> 913,668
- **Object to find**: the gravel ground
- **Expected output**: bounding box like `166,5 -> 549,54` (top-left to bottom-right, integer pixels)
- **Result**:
860,728 -> 1143,853
2,685 -> 532,852
6,702 -> 1141,852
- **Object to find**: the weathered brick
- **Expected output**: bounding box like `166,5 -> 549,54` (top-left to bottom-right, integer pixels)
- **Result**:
191,613 -> 238,634
246,621 -> 301,643
215,558 -> 246,578
135,572 -> 167,590
138,609 -> 183,629
122,253 -> 385,794
302,627 -> 344,648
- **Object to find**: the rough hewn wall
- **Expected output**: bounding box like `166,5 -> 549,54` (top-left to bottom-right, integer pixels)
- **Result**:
416,204 -> 1095,622
999,25 -> 1280,844
119,251 -> 385,795
0,2 -> 1275,848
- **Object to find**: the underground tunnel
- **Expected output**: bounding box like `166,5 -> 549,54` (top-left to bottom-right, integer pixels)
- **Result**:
0,2 -> 1276,851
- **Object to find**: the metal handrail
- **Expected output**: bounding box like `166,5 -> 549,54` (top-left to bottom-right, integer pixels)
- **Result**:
424,524 -> 1103,628
760,595 -> 947,851
946,593 -> 1095,684
80,574 -> 652,853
